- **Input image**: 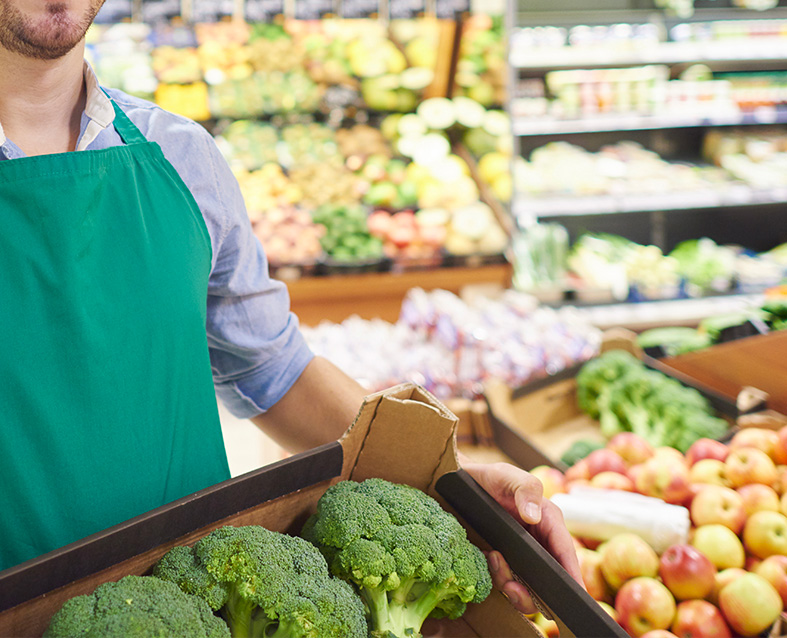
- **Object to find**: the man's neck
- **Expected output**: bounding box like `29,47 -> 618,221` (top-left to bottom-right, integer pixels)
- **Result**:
0,44 -> 87,156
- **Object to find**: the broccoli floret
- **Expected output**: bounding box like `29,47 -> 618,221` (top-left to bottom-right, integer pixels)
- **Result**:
301,478 -> 492,638
42,574 -> 230,638
153,525 -> 367,638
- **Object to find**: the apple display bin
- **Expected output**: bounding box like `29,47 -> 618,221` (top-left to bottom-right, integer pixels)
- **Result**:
0,383 -> 626,638
484,351 -> 766,474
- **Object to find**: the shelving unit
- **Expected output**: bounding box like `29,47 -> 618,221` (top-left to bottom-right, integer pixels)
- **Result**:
507,0 -> 787,253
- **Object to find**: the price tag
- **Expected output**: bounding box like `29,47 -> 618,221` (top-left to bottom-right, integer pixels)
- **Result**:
245,0 -> 285,21
340,0 -> 379,18
294,0 -> 335,19
388,0 -> 426,20
435,0 -> 468,18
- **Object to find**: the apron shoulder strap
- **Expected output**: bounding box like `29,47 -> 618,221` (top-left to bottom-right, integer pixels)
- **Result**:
104,91 -> 148,146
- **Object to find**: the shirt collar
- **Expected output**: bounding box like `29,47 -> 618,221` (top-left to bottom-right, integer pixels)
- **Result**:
0,60 -> 115,153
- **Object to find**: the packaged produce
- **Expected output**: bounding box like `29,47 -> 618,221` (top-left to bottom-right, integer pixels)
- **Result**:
301,287 -> 601,399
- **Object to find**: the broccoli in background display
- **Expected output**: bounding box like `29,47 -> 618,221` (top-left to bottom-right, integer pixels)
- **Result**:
154,525 -> 367,638
301,478 -> 492,638
575,350 -> 728,453
43,575 -> 230,638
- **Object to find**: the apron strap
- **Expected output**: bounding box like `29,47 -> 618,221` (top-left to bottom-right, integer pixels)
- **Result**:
105,93 -> 148,146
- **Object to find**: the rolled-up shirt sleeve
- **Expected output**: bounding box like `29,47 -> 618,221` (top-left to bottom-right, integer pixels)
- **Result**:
139,99 -> 314,418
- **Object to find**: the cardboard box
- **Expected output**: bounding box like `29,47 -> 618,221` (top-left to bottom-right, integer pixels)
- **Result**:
658,330 -> 787,417
0,384 -> 626,638
483,350 -> 759,472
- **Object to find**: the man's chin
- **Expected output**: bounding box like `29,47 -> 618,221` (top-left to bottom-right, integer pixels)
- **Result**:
0,5 -> 92,60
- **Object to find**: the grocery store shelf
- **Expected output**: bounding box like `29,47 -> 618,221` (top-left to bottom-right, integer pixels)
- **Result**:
571,292 -> 765,331
513,184 -> 787,219
284,262 -> 513,326
511,107 -> 787,136
509,40 -> 787,71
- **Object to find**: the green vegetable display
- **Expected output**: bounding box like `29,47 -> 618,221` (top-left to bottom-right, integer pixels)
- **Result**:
301,478 -> 492,638
154,525 -> 367,638
43,575 -> 230,638
575,350 -> 728,452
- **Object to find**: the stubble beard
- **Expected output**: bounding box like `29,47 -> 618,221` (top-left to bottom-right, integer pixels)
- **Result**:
0,0 -> 103,60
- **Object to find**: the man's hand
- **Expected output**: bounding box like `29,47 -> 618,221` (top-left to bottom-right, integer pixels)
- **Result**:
459,458 -> 584,615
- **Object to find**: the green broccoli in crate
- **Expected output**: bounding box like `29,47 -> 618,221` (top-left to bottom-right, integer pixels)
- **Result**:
153,525 -> 367,638
300,478 -> 492,638
575,350 -> 728,452
43,575 -> 230,638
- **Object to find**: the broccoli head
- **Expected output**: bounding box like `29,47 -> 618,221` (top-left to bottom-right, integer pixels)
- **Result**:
42,574 -> 230,638
300,478 -> 492,638
153,525 -> 367,638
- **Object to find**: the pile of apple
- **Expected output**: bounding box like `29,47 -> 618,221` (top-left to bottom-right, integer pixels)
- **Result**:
530,427 -> 787,638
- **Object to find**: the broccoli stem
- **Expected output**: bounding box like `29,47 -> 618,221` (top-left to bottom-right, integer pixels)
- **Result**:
363,579 -> 458,638
221,589 -> 257,638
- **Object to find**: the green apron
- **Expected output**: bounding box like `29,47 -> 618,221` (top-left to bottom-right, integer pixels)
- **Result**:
0,101 -> 231,570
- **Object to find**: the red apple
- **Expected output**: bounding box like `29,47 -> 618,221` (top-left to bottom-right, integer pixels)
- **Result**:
584,448 -> 628,477
710,568 -> 747,604
653,446 -> 688,468
628,462 -> 645,484
589,470 -> 635,491
599,532 -> 659,591
529,465 -> 566,499
724,447 -> 778,488
690,524 -> 745,570
564,458 -> 590,483
736,482 -> 780,516
641,632 -> 679,638
635,457 -> 692,504
576,547 -> 612,603
689,485 -> 746,534
729,427 -> 780,461
688,459 -> 731,487
717,572 -> 782,637
671,599 -> 732,638
615,577 -> 676,637
773,425 -> 787,465
685,437 -> 729,466
607,432 -> 654,466
658,543 -> 716,601
742,509 -> 787,558
754,554 -> 787,607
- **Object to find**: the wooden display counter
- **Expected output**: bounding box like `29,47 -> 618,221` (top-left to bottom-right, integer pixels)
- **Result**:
282,262 -> 513,326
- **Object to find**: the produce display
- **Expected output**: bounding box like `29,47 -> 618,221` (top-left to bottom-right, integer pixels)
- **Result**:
452,13 -> 506,108
530,424 -> 787,637
574,350 -> 728,453
301,287 -> 602,399
84,17 -> 513,274
43,479 -> 492,638
512,228 -> 787,302
637,286 -> 787,356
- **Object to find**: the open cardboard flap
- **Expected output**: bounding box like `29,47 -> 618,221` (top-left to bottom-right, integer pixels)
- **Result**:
0,383 -> 625,638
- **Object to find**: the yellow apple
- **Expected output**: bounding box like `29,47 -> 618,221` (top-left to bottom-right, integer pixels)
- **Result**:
690,524 -> 745,570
